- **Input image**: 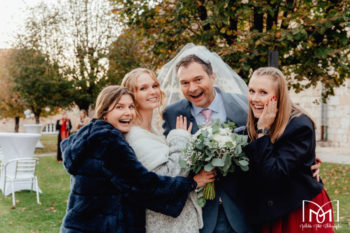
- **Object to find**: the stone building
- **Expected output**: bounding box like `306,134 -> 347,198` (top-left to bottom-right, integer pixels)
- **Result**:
290,79 -> 350,147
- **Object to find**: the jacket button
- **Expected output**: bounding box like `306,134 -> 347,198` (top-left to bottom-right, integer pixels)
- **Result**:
267,200 -> 274,207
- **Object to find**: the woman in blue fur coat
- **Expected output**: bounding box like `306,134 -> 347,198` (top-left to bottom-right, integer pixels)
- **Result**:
60,86 -> 215,233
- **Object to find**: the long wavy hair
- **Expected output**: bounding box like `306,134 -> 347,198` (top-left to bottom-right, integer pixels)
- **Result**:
247,67 -> 315,143
121,68 -> 165,122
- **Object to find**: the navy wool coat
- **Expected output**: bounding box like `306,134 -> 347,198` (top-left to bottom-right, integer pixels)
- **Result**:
60,119 -> 196,233
243,114 -> 323,224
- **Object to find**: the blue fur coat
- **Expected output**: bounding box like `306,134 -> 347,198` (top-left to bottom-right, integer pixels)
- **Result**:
60,119 -> 196,233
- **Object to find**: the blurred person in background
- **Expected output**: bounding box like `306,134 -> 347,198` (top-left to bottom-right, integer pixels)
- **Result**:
77,109 -> 90,130
56,111 -> 72,161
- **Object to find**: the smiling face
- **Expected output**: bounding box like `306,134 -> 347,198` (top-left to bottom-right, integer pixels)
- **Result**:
178,62 -> 216,108
248,75 -> 277,119
134,73 -> 161,111
104,94 -> 136,133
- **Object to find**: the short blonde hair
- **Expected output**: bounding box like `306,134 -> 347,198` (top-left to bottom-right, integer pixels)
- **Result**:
95,85 -> 135,120
247,67 -> 314,143
121,68 -> 165,118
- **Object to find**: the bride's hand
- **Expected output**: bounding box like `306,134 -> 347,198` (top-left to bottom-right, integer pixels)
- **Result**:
193,169 -> 216,188
176,115 -> 193,133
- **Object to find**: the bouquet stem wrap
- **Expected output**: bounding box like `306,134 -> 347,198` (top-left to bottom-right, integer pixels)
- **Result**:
203,182 -> 215,200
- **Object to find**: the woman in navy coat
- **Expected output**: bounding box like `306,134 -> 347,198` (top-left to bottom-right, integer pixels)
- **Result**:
243,67 -> 334,233
60,86 -> 215,233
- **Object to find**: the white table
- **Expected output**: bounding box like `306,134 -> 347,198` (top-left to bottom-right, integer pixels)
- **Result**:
23,124 -> 44,148
0,133 -> 42,196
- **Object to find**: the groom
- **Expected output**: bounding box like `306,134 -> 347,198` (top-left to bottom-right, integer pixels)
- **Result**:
162,54 -> 253,233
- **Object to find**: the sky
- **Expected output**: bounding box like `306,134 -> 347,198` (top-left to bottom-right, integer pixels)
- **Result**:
0,0 -> 55,48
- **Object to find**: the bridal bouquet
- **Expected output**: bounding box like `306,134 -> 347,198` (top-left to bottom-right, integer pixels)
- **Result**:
180,120 -> 249,207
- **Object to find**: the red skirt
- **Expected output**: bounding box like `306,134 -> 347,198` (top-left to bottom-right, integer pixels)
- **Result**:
262,189 -> 335,233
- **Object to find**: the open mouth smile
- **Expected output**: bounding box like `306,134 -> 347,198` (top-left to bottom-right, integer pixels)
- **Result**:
190,91 -> 204,100
119,120 -> 132,125
147,97 -> 158,102
253,104 -> 264,110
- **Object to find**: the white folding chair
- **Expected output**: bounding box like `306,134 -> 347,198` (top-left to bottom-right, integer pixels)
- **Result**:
3,158 -> 40,206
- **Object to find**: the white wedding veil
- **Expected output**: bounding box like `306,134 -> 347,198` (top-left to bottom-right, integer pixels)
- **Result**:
157,43 -> 248,110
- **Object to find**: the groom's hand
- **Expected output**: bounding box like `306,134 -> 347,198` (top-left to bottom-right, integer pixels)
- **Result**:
193,169 -> 216,188
311,156 -> 322,182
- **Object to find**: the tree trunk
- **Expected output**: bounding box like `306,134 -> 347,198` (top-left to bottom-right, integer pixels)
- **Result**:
14,117 -> 20,132
252,7 -> 263,32
35,114 -> 40,124
76,101 -> 91,114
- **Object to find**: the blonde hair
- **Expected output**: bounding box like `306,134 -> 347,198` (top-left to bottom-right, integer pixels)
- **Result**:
121,68 -> 165,120
247,67 -> 315,143
95,85 -> 135,120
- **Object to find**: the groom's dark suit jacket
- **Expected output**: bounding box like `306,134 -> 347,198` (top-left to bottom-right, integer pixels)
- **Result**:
162,88 -> 253,233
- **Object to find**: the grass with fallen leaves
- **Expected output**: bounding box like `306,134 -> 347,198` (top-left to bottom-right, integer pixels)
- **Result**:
321,163 -> 350,232
0,158 -> 348,232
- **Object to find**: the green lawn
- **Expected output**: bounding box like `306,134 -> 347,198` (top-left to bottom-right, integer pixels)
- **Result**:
34,135 -> 58,155
321,163 -> 350,232
0,156 -> 70,232
0,156 -> 349,232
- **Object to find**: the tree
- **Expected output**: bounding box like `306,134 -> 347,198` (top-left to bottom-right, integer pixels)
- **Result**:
56,0 -> 121,111
7,48 -> 74,123
16,0 -> 121,113
114,0 -> 350,100
10,2 -> 75,123
0,49 -> 26,132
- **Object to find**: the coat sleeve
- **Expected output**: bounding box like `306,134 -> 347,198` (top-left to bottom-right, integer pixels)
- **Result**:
243,117 -> 314,182
56,120 -> 61,131
153,129 -> 191,177
102,132 -> 196,217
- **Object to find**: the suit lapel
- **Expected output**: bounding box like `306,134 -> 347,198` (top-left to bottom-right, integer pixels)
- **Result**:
216,87 -> 246,127
216,88 -> 236,123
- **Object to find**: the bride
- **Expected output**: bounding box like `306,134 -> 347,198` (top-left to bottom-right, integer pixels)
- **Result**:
121,68 -> 204,233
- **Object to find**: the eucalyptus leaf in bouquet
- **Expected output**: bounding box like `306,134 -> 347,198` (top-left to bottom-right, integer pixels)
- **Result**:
180,119 -> 249,207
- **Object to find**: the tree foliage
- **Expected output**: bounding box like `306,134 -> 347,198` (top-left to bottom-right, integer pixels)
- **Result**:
7,48 -> 74,123
0,49 -> 26,132
108,30 -> 153,84
114,0 -> 350,100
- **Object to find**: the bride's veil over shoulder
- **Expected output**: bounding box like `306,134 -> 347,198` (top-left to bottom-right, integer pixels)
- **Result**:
157,43 -> 248,110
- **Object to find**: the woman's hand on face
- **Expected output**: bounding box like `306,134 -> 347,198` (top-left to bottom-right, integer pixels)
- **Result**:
257,96 -> 278,130
176,115 -> 193,133
193,169 -> 216,188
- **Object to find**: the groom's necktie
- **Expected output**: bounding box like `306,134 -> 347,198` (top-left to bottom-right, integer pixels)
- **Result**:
201,108 -> 212,125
